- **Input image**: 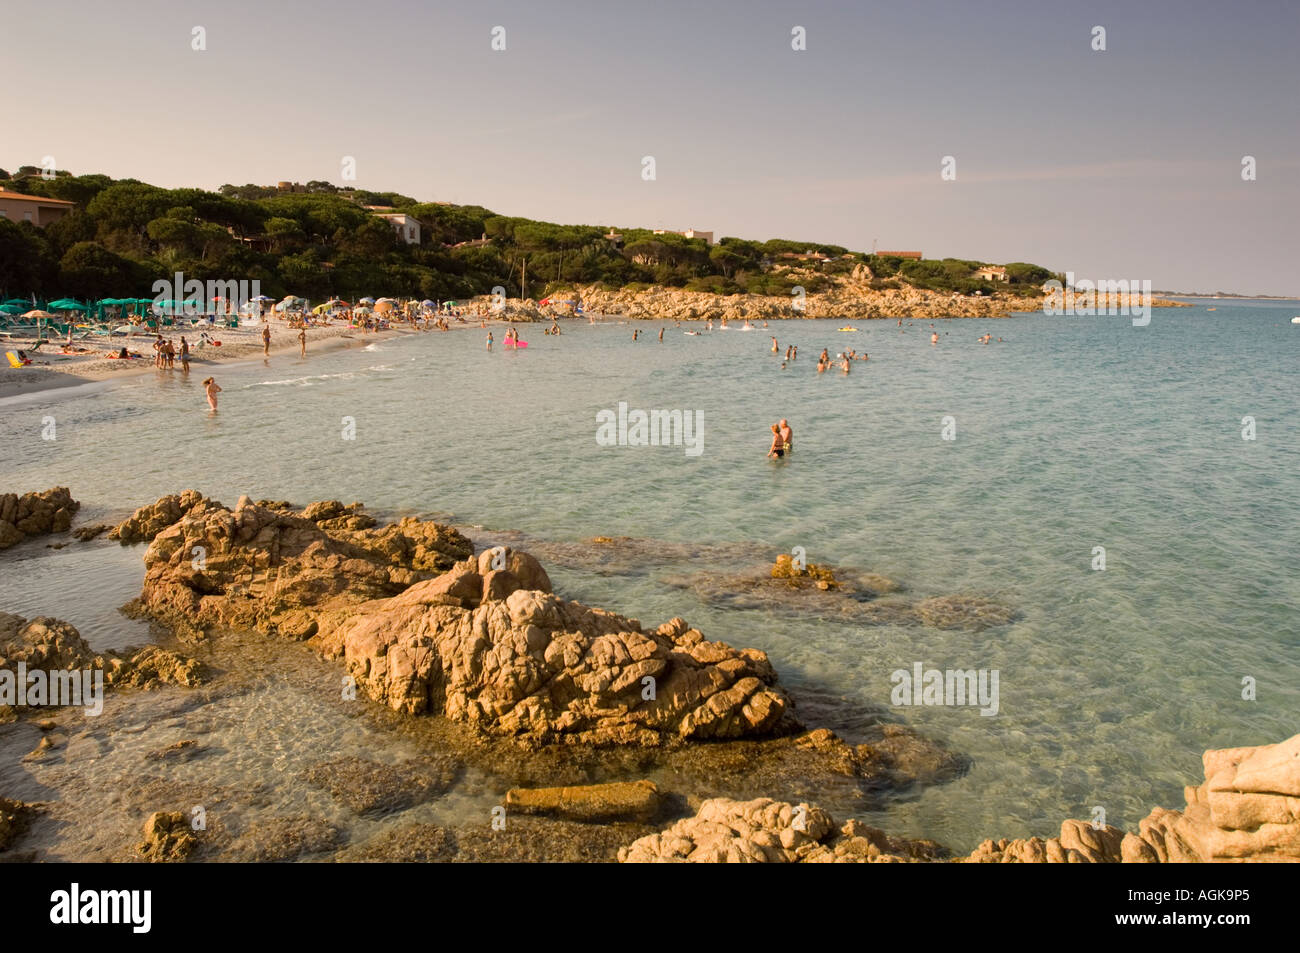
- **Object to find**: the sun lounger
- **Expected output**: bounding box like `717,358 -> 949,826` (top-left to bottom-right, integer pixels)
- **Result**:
6,351 -> 30,368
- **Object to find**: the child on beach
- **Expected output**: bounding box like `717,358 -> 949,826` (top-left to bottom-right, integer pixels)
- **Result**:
203,377 -> 221,412
486,332 -> 493,351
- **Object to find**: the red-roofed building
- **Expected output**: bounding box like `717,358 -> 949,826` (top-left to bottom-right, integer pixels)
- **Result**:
0,188 -> 75,227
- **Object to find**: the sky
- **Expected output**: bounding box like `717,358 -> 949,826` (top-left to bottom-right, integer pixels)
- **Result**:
5,0 -> 1298,294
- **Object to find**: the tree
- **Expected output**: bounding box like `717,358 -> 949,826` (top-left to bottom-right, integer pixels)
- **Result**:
58,242 -> 139,299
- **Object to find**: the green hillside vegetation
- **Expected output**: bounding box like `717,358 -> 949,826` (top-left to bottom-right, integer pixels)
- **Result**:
0,166 -> 1055,302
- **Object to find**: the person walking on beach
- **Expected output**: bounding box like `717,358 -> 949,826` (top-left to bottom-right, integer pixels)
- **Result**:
299,328 -> 307,358
767,424 -> 786,459
180,336 -> 190,371
262,323 -> 272,356
203,376 -> 221,413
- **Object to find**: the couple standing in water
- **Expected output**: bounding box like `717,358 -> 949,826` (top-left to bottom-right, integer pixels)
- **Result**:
767,418 -> 794,459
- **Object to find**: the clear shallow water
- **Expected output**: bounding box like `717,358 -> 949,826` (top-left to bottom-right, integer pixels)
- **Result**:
2,303 -> 1297,851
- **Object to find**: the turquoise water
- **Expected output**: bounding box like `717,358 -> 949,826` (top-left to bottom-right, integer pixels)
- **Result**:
2,302 -> 1297,850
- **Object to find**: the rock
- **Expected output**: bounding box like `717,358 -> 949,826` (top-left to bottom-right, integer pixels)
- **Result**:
477,546 -> 552,594
0,488 -> 79,550
145,740 -> 203,763
505,780 -> 661,822
618,797 -> 945,863
72,523 -> 112,541
110,489 -> 218,544
964,733 -> 1300,863
0,797 -> 40,851
130,496 -> 473,639
0,613 -> 204,719
137,810 -> 197,862
315,592 -> 791,744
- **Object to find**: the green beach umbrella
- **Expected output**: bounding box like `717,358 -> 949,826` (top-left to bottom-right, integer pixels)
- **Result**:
0,304 -> 25,315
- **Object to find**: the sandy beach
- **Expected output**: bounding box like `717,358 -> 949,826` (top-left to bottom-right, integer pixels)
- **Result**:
0,315 -> 523,400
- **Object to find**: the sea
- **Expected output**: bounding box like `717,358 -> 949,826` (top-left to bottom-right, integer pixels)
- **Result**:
1,299 -> 1297,854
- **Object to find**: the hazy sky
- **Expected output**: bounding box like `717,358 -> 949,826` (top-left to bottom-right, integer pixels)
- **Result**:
6,0 -> 1298,294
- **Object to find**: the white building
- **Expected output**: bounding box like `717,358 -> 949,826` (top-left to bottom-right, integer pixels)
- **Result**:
653,228 -> 714,245
371,211 -> 421,245
974,265 -> 1008,282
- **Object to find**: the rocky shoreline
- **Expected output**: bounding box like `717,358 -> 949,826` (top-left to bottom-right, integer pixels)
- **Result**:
482,276 -> 1191,323
0,487 -> 1292,863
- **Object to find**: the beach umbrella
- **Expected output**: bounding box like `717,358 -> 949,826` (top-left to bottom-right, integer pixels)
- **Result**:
358,296 -> 376,305
373,301 -> 394,313
0,304 -> 24,315
419,299 -> 435,308
47,298 -> 90,311
22,310 -> 54,319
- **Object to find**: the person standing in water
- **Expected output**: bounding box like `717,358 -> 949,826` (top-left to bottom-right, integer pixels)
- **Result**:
203,376 -> 221,413
486,332 -> 494,351
299,328 -> 307,357
931,331 -> 939,345
778,419 -> 793,453
771,337 -> 779,353
262,323 -> 272,356
179,336 -> 190,372
767,424 -> 788,459
658,327 -> 664,342
819,347 -> 829,364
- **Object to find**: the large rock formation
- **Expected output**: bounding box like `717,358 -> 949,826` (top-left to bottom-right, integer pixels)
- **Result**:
0,487 -> 79,550
131,495 -> 473,640
618,797 -> 948,863
966,733 -> 1300,863
0,613 -> 202,720
313,562 -> 792,745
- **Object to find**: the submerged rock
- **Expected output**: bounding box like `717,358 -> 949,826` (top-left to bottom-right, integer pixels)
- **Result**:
0,797 -> 41,852
300,756 -> 459,816
0,487 -> 79,550
137,810 -> 198,862
663,557 -> 1015,632
505,779 -> 661,822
